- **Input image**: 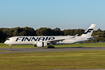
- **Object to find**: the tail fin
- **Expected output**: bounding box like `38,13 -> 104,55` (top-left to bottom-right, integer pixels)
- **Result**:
81,24 -> 96,37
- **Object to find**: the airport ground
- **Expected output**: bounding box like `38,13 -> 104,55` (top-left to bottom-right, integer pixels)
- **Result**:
1,43 -> 105,48
0,43 -> 105,70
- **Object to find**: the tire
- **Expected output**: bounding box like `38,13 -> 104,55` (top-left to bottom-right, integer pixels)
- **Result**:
47,45 -> 55,48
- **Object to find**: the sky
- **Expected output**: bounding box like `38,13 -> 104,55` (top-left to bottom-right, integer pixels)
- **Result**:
0,0 -> 105,30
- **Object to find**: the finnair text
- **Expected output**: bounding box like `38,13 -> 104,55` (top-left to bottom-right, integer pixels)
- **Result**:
16,37 -> 55,41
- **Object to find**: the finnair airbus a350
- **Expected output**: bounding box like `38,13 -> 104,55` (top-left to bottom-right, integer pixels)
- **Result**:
4,24 -> 96,48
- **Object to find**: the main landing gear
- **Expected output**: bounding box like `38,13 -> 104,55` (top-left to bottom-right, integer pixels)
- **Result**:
47,45 -> 55,48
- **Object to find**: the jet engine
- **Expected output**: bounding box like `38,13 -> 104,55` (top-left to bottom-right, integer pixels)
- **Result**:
36,42 -> 47,47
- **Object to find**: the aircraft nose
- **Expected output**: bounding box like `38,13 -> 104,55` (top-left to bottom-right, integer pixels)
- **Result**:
4,41 -> 7,44
4,41 -> 6,44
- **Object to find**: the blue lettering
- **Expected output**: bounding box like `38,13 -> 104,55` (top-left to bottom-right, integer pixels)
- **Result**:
48,37 -> 51,40
22,37 -> 25,41
31,37 -> 38,41
16,37 -> 22,41
45,37 -> 48,41
16,36 -> 55,42
38,37 -> 45,41
25,37 -> 31,41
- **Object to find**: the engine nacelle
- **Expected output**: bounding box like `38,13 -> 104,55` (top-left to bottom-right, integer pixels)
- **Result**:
36,42 -> 47,47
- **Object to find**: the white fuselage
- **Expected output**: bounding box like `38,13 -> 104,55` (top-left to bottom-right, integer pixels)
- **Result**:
4,36 -> 91,45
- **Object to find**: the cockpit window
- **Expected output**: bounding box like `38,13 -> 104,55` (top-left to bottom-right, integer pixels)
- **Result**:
7,39 -> 10,40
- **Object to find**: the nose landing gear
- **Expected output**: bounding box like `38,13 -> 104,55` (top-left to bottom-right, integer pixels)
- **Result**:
9,44 -> 12,49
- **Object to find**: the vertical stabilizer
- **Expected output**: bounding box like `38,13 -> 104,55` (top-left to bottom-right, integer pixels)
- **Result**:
81,24 -> 96,37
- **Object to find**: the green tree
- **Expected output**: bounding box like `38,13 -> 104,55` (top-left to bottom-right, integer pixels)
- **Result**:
36,27 -> 48,36
53,28 -> 63,35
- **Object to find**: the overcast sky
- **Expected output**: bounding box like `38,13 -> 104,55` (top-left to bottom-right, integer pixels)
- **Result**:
0,0 -> 105,30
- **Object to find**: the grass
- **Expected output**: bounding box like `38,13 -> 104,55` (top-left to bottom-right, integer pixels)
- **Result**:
55,43 -> 105,47
0,43 -> 34,48
1,43 -> 105,48
0,50 -> 105,70
0,43 -> 105,69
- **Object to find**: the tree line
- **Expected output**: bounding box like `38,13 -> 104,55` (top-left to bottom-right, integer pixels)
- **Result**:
0,27 -> 105,43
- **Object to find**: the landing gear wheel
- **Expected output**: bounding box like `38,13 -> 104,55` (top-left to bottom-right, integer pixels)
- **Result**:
47,45 -> 55,48
9,44 -> 12,49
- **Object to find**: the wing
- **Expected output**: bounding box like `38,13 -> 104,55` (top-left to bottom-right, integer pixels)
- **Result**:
47,36 -> 75,44
47,39 -> 65,44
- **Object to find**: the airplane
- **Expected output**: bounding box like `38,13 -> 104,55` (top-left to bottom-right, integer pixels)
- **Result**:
4,24 -> 96,48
